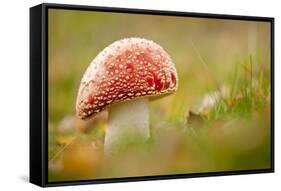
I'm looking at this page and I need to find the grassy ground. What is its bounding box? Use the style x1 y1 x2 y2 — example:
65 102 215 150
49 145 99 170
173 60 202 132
48 9 271 182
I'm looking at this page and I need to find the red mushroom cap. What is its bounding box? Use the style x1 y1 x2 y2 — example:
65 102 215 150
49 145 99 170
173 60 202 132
76 37 178 119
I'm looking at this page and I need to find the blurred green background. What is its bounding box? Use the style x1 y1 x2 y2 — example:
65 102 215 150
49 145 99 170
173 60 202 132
48 9 271 182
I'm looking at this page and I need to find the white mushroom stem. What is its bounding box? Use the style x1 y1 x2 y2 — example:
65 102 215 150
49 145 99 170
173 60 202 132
104 97 150 156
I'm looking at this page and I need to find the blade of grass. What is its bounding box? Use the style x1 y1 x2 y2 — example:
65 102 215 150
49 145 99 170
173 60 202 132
190 39 220 90
48 137 77 163
190 39 228 105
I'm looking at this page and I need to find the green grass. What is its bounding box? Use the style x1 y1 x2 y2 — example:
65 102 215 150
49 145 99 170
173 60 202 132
206 56 270 121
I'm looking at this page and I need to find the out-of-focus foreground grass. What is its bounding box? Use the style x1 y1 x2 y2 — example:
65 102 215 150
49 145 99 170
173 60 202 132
48 9 271 182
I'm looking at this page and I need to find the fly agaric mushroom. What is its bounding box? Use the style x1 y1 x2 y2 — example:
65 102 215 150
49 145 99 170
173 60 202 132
76 37 178 155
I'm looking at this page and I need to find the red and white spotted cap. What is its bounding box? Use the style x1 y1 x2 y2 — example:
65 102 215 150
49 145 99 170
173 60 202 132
76 37 178 119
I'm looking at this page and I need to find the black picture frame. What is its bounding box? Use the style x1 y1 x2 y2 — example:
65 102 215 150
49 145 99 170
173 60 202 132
30 3 275 187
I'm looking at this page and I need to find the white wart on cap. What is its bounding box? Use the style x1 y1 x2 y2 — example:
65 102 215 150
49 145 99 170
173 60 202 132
76 37 178 119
